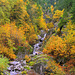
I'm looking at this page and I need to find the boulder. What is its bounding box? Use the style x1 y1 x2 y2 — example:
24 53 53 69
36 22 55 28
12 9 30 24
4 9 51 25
10 61 20 66
27 70 39 75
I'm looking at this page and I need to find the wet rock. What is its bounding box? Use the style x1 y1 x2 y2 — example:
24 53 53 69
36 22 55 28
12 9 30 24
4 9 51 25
33 63 45 75
40 30 46 37
14 64 24 71
23 60 26 65
38 35 41 40
29 54 35 57
41 34 46 41
7 65 14 71
10 71 22 75
20 60 26 66
10 61 20 66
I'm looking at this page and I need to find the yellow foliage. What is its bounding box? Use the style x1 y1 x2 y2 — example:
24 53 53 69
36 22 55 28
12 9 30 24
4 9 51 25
45 15 50 18
47 22 54 29
20 0 23 2
43 35 66 57
53 9 64 21
44 20 75 59
39 13 48 30
62 20 75 58
54 2 56 5
46 60 65 75
0 22 27 59
0 44 16 59
57 28 60 32
51 5 54 14
29 34 38 45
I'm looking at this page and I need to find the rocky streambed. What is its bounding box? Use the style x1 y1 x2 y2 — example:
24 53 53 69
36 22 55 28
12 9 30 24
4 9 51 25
6 30 50 75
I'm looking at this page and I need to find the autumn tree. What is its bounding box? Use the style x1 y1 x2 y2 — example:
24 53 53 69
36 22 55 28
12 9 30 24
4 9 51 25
43 35 67 59
53 9 64 21
46 60 66 75
0 22 28 59
62 20 75 59
58 10 68 31
70 0 75 23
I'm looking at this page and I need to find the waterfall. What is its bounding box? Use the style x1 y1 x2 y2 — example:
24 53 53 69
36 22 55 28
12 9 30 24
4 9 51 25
33 33 47 55
7 30 47 75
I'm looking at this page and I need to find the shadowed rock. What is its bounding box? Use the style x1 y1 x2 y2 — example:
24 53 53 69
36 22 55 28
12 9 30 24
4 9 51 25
27 70 39 75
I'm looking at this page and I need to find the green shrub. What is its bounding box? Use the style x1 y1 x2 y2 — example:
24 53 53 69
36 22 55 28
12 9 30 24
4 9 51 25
0 55 9 74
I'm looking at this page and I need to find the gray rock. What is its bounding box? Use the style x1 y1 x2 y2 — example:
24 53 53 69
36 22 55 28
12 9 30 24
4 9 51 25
38 35 41 40
10 61 20 65
23 60 26 65
10 71 22 75
7 65 14 71
40 30 46 37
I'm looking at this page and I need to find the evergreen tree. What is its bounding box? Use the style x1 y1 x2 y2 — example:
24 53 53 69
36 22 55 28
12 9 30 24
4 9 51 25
71 0 75 23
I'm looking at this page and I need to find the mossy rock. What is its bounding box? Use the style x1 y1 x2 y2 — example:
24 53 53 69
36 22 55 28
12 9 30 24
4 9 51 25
24 66 31 70
21 71 27 74
29 61 35 66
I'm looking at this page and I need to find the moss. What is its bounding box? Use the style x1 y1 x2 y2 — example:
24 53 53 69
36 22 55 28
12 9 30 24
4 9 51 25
21 71 27 74
0 55 9 74
29 61 35 66
24 66 31 70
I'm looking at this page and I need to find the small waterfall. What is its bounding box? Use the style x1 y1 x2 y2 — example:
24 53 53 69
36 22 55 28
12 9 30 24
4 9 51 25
41 34 46 41
33 33 47 55
7 30 47 75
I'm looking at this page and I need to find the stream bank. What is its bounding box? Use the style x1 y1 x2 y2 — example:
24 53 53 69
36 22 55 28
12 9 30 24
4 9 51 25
6 27 58 75
6 30 49 75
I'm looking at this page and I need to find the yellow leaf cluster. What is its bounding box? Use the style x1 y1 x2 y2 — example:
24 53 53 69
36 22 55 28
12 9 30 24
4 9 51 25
29 34 38 45
39 14 48 30
53 9 64 21
43 35 66 57
51 5 54 14
62 20 75 58
47 22 54 29
0 44 16 59
0 22 27 59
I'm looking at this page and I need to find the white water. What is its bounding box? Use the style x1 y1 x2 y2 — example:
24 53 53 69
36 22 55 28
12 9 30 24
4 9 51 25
8 31 47 75
33 33 47 55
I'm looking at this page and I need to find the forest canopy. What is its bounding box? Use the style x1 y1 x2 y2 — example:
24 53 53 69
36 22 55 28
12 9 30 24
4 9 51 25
0 0 75 75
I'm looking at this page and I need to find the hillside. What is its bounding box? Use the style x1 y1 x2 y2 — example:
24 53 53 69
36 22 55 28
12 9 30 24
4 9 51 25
0 0 75 75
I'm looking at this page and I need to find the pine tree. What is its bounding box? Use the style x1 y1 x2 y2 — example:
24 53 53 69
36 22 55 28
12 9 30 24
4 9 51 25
71 0 75 23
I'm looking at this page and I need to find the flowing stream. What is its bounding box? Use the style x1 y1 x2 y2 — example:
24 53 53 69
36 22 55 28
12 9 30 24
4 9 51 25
7 30 47 75
33 33 46 55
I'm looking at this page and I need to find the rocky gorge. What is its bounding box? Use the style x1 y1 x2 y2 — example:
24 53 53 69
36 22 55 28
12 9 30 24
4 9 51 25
6 29 53 75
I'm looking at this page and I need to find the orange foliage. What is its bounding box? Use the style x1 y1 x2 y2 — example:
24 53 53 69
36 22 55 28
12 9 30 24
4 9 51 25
46 60 65 75
29 34 38 45
51 5 54 14
0 44 16 59
43 35 66 57
39 12 48 30
25 55 31 62
0 22 27 59
64 59 75 72
63 20 75 58
53 9 64 21
64 59 75 75
47 22 54 29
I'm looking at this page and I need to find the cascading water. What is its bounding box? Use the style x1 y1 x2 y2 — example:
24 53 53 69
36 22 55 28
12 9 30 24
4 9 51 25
33 33 47 55
7 30 47 75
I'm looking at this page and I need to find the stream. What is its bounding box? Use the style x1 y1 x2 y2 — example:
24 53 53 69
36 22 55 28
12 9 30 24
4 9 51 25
7 30 47 75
